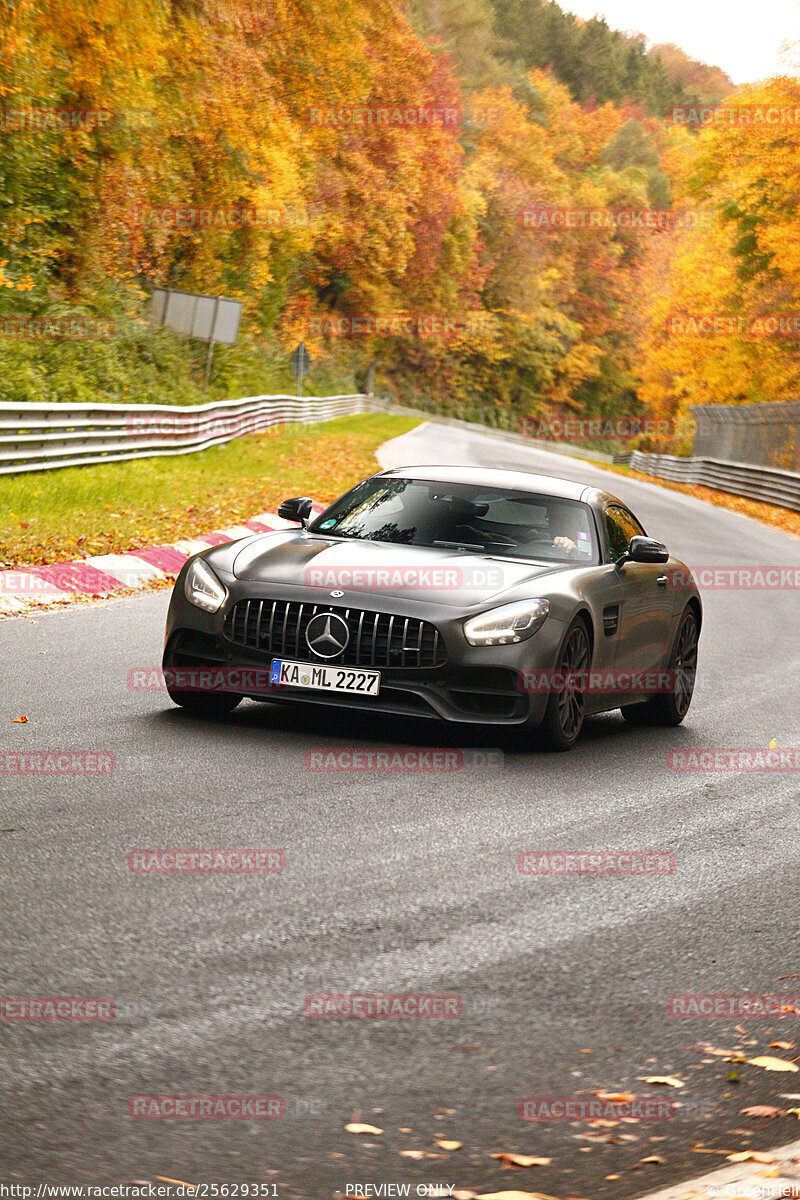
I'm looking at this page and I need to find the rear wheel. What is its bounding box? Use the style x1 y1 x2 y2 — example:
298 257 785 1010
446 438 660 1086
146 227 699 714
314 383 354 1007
535 619 590 751
166 688 242 717
621 606 698 727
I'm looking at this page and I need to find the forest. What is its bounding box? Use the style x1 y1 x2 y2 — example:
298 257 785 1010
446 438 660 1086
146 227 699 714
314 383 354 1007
2 0 796 451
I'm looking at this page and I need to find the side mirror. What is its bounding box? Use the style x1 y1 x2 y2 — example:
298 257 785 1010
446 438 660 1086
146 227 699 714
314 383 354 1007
277 496 314 527
620 535 669 565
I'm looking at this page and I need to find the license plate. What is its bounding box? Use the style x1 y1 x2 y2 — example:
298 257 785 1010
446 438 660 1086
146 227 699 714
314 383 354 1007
270 658 380 695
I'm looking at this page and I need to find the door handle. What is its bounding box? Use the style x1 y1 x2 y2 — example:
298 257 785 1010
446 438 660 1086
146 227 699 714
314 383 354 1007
656 574 668 587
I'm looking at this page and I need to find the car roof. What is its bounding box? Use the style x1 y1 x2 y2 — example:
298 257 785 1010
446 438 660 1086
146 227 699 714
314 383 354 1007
378 464 620 506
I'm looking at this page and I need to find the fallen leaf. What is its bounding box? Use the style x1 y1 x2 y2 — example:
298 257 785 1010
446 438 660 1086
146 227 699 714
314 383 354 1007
697 1043 738 1057
594 1091 636 1103
770 1042 794 1050
748 1056 799 1072
12 715 28 723
399 1150 431 1159
740 1105 786 1118
788 1108 800 1118
727 1151 777 1163
477 1193 559 1199
491 1154 552 1167
345 1122 383 1135
436 1140 462 1150
639 1076 685 1088
639 1155 666 1164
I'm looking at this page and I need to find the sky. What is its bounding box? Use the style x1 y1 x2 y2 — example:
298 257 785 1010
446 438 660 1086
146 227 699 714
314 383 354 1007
561 0 800 84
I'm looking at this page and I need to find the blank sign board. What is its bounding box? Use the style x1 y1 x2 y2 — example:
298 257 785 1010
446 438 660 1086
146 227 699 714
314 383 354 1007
150 289 242 345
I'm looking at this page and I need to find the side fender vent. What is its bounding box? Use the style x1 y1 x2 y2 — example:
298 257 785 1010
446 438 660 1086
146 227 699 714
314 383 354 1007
603 605 619 636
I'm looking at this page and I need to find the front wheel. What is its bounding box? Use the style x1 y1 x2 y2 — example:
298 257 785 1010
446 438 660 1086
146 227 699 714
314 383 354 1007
621 606 698 727
535 619 591 751
166 687 242 717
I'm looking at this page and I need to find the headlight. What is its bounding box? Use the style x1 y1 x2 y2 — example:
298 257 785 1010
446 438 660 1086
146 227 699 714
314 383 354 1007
184 558 227 613
463 598 550 646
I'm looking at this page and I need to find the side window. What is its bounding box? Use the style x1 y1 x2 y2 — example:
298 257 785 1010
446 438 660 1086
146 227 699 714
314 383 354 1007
605 506 645 562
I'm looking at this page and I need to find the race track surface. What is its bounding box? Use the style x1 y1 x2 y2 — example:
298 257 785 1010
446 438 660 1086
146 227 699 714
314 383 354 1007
3 423 800 1198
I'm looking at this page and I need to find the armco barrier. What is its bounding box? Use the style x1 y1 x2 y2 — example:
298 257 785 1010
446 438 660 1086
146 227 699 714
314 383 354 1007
0 394 383 475
4 396 799 513
629 450 800 513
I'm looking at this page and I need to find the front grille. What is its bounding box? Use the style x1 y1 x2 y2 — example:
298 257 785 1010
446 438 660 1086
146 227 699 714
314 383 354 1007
223 599 446 669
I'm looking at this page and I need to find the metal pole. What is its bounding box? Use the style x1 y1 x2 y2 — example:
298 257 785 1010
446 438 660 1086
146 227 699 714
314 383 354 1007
203 298 220 392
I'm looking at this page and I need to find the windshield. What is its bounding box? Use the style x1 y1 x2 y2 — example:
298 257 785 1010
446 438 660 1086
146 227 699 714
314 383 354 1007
309 478 599 564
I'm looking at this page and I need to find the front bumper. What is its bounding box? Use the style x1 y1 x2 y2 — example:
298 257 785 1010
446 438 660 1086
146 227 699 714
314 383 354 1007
164 567 567 727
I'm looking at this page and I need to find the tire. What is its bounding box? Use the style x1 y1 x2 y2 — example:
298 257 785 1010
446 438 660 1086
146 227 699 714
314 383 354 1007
166 688 242 717
535 618 591 751
621 606 698 727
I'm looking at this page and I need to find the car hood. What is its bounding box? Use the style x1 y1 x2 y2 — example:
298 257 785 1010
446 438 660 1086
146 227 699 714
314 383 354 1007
230 531 568 608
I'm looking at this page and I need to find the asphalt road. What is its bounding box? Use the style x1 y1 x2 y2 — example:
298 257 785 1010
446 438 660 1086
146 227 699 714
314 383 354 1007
3 422 800 1199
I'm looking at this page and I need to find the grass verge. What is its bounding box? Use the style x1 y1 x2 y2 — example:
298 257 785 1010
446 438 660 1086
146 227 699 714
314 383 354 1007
0 414 419 568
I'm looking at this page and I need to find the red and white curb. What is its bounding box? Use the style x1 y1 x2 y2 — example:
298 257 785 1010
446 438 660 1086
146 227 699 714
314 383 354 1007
634 1134 800 1199
0 506 323 617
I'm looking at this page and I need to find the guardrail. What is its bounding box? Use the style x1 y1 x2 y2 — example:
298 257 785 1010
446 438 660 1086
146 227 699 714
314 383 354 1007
0 394 382 475
629 451 800 513
5 395 800 513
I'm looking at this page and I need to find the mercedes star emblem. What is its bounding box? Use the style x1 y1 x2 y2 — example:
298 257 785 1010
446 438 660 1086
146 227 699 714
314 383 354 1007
305 611 350 659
